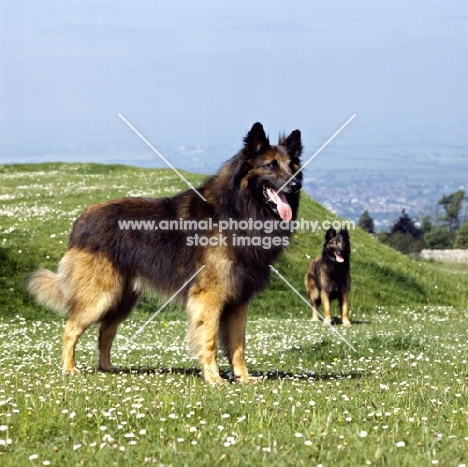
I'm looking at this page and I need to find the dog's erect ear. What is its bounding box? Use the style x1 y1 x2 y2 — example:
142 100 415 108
282 129 302 159
243 122 270 157
325 227 336 242
339 227 349 241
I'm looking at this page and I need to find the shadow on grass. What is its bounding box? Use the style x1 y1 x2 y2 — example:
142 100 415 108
311 317 372 326
88 365 365 383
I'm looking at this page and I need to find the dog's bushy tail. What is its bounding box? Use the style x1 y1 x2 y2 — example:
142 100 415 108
26 269 68 316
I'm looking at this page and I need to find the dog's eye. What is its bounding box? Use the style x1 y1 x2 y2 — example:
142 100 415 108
265 160 278 169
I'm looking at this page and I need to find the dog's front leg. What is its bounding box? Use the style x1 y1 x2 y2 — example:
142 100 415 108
339 293 351 327
219 303 250 383
320 290 332 326
186 289 224 384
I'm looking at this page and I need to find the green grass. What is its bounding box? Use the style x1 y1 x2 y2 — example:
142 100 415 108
1 163 467 466
423 261 468 276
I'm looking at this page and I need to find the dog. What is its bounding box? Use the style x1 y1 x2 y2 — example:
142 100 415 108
305 227 351 326
27 122 302 383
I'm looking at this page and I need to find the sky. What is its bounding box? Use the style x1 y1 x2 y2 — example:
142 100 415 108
0 1 467 174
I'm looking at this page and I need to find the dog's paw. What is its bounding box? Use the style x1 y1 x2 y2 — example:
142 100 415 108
342 320 351 327
234 374 261 384
245 376 262 384
63 367 80 376
323 318 332 326
205 377 228 386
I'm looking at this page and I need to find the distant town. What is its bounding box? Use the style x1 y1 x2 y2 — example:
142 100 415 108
303 175 468 230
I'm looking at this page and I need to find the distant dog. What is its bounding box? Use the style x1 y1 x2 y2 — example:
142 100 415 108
27 122 302 383
305 227 351 326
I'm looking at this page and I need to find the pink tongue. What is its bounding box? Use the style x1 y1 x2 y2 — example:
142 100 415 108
336 253 344 263
270 189 292 222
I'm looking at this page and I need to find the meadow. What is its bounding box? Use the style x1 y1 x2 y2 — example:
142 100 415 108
0 163 467 466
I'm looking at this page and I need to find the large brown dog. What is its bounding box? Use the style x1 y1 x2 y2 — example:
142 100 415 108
27 122 302 383
305 227 351 326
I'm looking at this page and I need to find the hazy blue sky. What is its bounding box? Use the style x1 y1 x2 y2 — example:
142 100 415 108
1 1 467 173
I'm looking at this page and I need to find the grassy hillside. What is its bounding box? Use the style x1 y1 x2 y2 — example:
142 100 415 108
1 163 467 466
1 162 467 320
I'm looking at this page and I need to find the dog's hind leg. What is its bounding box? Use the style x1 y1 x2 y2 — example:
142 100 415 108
219 303 249 383
62 309 97 375
98 290 141 372
339 292 351 327
59 249 125 374
186 289 224 384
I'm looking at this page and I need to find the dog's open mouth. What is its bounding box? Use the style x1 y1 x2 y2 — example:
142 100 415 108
335 252 345 263
263 185 292 222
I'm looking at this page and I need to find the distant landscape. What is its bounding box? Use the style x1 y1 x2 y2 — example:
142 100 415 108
3 132 466 231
